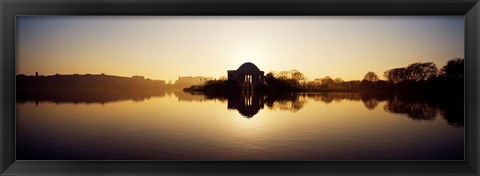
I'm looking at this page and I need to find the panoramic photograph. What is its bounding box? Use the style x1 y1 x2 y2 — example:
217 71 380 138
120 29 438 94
16 16 464 160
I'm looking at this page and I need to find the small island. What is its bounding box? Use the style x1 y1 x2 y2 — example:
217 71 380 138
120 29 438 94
184 60 464 94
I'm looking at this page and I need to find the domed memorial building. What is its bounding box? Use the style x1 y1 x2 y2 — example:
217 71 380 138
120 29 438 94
227 62 265 89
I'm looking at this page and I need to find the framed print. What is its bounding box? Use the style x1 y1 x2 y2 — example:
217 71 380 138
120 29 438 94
1 0 479 175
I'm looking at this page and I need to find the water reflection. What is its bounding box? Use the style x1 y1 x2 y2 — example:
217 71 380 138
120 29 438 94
197 92 463 126
16 89 168 104
227 93 264 118
17 90 463 127
384 97 438 120
265 93 306 113
198 92 307 117
382 94 464 127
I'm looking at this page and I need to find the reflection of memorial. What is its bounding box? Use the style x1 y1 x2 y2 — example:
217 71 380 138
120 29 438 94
227 92 265 118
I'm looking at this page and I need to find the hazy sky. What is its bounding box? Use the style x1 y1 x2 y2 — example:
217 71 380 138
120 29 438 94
17 16 464 81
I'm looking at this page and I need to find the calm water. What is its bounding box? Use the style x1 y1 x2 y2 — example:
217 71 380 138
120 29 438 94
16 90 464 160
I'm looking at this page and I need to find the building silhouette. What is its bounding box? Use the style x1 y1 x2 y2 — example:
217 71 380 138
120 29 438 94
227 62 265 92
174 76 213 88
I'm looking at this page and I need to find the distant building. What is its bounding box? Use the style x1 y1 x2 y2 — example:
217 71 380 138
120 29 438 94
132 75 145 80
227 62 265 88
175 76 213 86
152 80 166 85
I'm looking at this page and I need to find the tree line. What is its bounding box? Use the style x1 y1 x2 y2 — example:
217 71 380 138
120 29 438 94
183 58 463 94
264 58 464 93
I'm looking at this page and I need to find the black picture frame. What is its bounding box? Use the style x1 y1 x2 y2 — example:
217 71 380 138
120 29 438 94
1 0 479 175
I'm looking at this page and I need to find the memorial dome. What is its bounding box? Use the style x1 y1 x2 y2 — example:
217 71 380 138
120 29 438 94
237 62 260 71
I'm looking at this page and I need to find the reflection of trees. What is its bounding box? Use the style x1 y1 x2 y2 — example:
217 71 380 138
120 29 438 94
307 93 343 103
16 89 168 104
306 92 383 105
360 93 390 110
304 92 463 127
439 104 464 127
382 94 464 127
305 92 388 110
266 94 306 113
383 98 438 120
363 99 379 110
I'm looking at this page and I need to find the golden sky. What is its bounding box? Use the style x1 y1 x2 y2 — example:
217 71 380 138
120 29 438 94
17 16 464 82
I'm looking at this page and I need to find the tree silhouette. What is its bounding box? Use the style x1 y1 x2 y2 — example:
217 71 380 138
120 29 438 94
290 70 306 83
264 72 296 91
276 71 289 80
384 62 439 83
265 72 276 83
363 72 379 82
440 58 464 82
308 78 322 88
406 62 438 81
321 76 335 88
334 78 344 83
384 68 409 83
